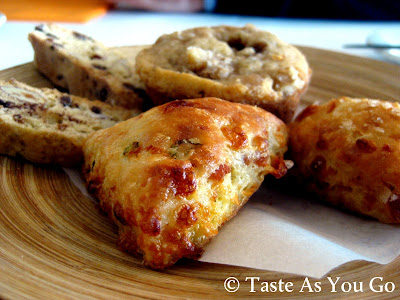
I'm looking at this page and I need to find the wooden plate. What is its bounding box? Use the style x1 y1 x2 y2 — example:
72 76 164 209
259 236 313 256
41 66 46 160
1 46 400 299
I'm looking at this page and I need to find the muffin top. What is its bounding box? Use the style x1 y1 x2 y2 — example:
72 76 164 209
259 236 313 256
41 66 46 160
140 24 310 96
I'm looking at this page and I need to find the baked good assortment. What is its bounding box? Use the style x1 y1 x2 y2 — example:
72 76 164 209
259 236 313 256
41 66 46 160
0 79 139 166
28 24 146 110
2 22 397 270
289 97 400 223
135 24 311 122
82 97 289 268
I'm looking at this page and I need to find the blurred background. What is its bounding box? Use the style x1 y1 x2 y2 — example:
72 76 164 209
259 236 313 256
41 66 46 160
1 0 399 70
1 0 400 23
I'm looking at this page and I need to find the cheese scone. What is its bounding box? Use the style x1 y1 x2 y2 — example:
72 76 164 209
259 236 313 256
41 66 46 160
289 97 400 223
83 97 289 268
136 24 311 122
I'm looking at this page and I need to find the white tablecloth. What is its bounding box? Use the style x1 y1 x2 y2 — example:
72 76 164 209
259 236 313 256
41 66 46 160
1 11 400 70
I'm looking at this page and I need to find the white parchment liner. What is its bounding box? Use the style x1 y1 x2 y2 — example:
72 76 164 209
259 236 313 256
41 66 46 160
64 168 400 278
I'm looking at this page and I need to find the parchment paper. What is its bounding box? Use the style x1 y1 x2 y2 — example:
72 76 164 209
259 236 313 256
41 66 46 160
64 168 400 278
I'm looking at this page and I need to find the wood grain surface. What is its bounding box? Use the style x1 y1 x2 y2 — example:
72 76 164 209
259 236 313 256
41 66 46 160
1 46 400 299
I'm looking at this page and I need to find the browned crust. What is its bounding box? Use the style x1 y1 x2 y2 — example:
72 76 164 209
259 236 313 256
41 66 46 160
83 97 289 268
289 97 400 223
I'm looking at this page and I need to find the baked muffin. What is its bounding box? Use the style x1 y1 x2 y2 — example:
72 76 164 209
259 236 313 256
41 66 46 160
136 24 311 122
83 97 289 268
289 97 400 223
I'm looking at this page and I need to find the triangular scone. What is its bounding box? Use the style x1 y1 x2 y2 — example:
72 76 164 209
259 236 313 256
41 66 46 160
83 97 289 269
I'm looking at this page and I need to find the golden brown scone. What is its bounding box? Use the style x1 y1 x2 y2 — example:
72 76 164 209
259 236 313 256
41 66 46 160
83 97 289 268
289 96 400 223
135 24 311 122
0 79 139 167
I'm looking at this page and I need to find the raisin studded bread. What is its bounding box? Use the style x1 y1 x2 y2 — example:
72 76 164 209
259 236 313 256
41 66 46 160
28 23 146 110
0 79 140 166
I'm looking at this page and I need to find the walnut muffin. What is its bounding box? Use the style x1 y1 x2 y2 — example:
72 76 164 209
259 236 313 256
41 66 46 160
83 97 289 268
289 97 400 223
136 24 311 122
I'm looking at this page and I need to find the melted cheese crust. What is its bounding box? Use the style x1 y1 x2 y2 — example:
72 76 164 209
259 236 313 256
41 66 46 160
83 97 288 268
289 97 400 223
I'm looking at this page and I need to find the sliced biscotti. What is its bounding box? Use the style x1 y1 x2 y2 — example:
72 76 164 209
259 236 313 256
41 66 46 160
28 23 146 110
0 79 140 166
